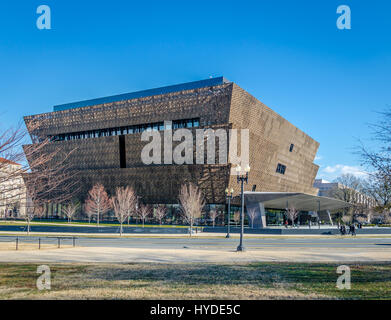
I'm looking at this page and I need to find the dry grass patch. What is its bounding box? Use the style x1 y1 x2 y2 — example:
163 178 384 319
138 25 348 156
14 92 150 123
0 262 390 299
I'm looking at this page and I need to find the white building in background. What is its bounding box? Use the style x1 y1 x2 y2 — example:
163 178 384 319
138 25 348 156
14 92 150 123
0 157 27 218
313 179 376 209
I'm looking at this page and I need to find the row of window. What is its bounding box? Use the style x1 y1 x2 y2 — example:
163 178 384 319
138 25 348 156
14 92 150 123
276 163 286 175
275 144 294 175
49 118 200 142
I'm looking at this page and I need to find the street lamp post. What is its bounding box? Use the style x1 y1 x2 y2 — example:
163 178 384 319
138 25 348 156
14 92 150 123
225 188 234 238
133 196 142 225
236 165 250 252
317 200 321 229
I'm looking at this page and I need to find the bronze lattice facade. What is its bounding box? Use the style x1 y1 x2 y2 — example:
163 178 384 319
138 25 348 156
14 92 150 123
24 77 319 206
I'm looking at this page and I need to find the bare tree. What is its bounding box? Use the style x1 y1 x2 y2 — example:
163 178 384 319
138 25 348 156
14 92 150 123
366 208 375 223
154 205 167 225
23 210 34 234
112 186 137 236
355 216 367 224
22 138 79 233
84 203 94 223
383 212 391 224
208 209 220 227
0 124 27 193
138 204 151 228
1 123 79 227
127 196 141 225
84 183 112 226
357 107 391 213
62 201 80 223
362 173 391 213
178 182 205 236
233 211 240 227
285 206 299 227
247 208 257 228
327 174 365 219
342 215 352 225
23 201 40 234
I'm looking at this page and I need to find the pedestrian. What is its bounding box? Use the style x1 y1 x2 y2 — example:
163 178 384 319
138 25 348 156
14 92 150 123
351 224 356 236
285 220 288 228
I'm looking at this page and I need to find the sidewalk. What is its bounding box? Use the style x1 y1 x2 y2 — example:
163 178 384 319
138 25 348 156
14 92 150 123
0 246 390 263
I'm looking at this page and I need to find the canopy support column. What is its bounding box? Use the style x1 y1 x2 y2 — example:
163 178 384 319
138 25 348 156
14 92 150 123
327 210 333 226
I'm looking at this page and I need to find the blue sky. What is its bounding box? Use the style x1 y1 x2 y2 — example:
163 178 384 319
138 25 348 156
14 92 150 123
0 0 390 181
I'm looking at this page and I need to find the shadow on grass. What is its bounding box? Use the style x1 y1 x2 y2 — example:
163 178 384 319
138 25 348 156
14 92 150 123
1 262 391 299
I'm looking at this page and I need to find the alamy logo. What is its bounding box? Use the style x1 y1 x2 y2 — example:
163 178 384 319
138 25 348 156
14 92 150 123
36 5 51 30
336 265 351 290
140 122 249 175
36 265 51 290
336 5 351 30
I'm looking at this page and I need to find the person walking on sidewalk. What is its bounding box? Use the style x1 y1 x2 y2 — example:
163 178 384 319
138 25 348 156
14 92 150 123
351 224 356 236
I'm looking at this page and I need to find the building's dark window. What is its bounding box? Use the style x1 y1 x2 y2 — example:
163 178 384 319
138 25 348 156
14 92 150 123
289 144 294 152
119 135 126 168
276 163 286 175
173 119 187 129
49 117 200 142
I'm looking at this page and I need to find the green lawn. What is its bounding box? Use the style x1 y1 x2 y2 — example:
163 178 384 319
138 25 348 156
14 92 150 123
0 262 390 299
0 220 189 228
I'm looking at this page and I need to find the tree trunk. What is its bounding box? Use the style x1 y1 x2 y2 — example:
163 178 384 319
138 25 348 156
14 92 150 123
120 222 123 236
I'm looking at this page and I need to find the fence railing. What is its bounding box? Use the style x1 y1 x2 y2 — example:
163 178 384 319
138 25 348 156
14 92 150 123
0 236 77 250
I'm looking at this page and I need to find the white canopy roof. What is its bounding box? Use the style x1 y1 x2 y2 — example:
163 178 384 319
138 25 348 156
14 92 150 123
244 192 350 211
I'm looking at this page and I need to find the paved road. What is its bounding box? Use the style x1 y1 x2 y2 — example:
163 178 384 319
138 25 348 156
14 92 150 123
76 236 391 249
2 235 390 250
1 235 391 263
3 224 391 236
